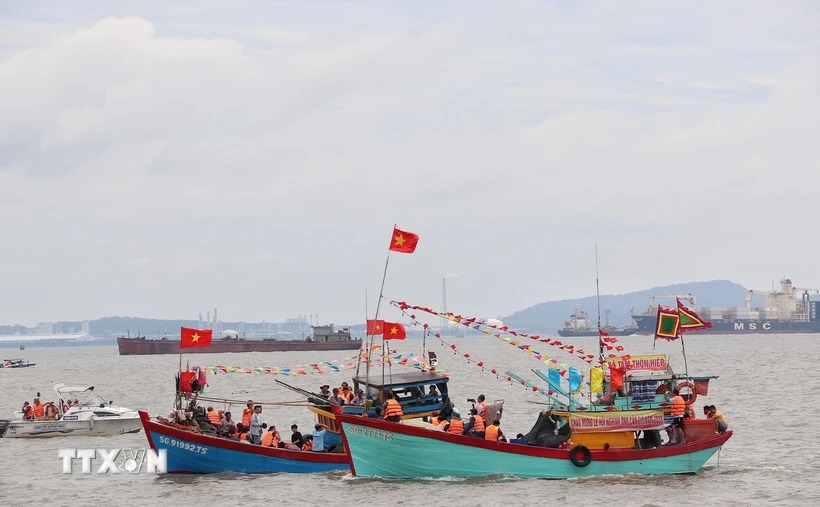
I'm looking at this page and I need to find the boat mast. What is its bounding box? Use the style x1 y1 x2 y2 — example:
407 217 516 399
595 243 603 365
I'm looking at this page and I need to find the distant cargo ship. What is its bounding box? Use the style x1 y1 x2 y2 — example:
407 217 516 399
117 324 362 355
557 307 637 337
632 278 820 334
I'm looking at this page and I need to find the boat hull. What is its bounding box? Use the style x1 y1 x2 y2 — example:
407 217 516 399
337 415 732 479
140 411 348 473
2 416 142 438
117 337 362 355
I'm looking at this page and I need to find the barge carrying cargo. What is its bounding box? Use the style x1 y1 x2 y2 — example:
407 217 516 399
117 325 362 355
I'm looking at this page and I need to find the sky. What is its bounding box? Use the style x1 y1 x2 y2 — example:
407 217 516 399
1 1 819 327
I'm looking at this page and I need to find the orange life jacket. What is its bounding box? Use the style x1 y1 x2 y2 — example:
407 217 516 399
302 441 312 451
476 401 488 422
383 399 403 419
239 432 249 441
32 404 45 418
242 409 252 427
261 431 275 447
470 414 485 433
207 410 220 425
671 395 685 417
447 418 464 434
485 425 500 441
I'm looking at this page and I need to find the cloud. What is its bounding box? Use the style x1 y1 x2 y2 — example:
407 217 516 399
0 2 818 325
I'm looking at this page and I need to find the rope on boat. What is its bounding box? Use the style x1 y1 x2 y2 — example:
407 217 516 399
184 394 320 408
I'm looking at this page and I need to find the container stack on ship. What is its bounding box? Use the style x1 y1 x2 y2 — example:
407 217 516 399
632 278 820 334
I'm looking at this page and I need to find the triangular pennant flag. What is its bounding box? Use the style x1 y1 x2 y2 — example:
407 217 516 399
677 298 713 332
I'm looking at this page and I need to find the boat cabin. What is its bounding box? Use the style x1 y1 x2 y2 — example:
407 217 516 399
308 371 450 447
547 355 720 451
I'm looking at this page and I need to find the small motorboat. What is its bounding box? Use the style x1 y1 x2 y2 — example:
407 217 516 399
1 358 36 368
2 383 142 438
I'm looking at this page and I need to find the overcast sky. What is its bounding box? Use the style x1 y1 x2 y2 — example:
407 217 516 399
1 1 818 327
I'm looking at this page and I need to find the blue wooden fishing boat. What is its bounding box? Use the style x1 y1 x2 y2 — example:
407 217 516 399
139 411 348 473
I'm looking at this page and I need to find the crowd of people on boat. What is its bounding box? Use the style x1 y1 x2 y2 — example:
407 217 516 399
199 401 341 452
660 388 730 446
19 397 80 421
182 378 729 454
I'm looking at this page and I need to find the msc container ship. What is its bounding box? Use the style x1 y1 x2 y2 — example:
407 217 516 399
632 278 820 334
117 324 362 355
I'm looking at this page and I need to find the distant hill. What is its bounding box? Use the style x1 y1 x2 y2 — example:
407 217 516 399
3 279 814 338
502 280 749 333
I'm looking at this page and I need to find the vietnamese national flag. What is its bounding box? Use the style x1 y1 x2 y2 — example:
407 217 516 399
389 227 419 254
383 322 407 340
367 319 385 335
180 327 213 348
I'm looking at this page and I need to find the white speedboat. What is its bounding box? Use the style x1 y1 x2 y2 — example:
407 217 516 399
1 358 36 368
2 383 142 438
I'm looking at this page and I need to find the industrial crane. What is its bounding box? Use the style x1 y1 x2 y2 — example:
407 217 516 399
745 278 819 309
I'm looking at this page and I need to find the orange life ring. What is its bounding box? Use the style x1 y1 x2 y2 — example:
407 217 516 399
675 381 697 406
656 381 698 406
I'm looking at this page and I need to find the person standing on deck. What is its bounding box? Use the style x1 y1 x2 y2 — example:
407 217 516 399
249 405 263 444
242 400 254 428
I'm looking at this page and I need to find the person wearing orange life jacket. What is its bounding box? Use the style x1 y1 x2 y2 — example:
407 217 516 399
32 398 45 421
464 408 485 438
382 393 403 422
206 407 221 425
21 402 33 420
666 388 686 445
475 394 488 423
485 420 504 442
235 423 249 443
242 400 254 428
429 411 446 428
261 427 279 447
444 410 464 434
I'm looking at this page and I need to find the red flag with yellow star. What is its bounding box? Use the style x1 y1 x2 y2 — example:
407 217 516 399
383 322 407 340
180 327 213 348
366 319 385 335
389 227 419 254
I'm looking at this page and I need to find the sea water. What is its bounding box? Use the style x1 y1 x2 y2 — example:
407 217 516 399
1 333 818 506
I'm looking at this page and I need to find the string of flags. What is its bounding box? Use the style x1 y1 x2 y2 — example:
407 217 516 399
392 301 605 398
198 347 448 377
392 300 632 364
